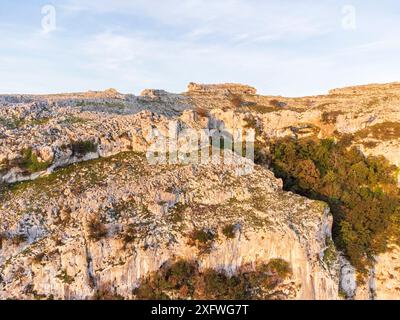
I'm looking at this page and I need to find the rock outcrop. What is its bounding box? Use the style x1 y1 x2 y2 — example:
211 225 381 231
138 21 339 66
188 82 257 95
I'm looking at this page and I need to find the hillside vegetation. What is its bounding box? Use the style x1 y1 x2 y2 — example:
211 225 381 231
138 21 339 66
262 137 400 275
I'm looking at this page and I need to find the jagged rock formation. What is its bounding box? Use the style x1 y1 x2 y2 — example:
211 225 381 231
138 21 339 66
1 82 400 300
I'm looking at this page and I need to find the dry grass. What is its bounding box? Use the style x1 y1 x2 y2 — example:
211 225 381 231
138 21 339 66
355 122 400 141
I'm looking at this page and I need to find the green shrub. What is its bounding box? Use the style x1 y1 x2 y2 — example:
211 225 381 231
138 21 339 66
120 224 136 246
71 140 98 156
63 116 87 124
201 269 246 299
168 203 187 223
222 224 236 239
133 281 170 300
28 118 50 126
57 269 74 284
164 260 197 289
188 229 217 253
189 229 216 244
87 218 108 241
265 258 292 279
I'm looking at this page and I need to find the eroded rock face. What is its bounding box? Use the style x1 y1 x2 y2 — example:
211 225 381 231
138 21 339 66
0 151 337 300
1 82 400 300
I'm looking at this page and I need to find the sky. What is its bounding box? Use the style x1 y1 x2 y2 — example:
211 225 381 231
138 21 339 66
0 0 399 96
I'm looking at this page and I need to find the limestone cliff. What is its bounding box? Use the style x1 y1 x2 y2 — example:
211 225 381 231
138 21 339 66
1 82 400 300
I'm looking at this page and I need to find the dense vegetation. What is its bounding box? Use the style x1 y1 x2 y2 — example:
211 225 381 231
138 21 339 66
263 137 400 274
133 259 292 300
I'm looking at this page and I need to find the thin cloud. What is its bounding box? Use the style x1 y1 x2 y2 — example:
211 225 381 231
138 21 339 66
60 0 333 43
1 1 400 95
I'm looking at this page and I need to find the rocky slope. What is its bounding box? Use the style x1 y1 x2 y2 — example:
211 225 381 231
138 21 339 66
1 82 400 300
0 151 336 299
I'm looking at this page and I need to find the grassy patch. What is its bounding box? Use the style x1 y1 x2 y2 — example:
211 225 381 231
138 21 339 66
78 101 125 109
0 116 50 129
366 97 381 108
3 152 143 201
18 148 51 174
62 115 88 125
323 237 338 268
0 116 24 129
27 118 50 126
354 122 400 142
265 258 292 279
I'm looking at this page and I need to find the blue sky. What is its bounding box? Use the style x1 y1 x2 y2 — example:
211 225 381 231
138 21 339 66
0 0 399 96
